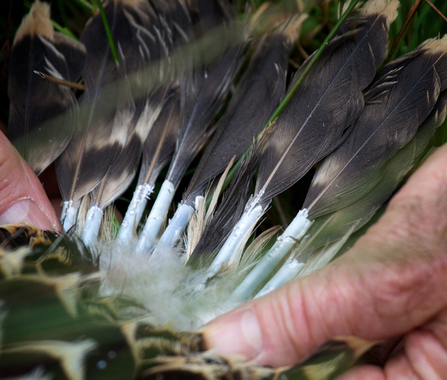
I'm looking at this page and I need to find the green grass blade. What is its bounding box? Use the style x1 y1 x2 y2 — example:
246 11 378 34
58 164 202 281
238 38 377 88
215 0 362 202
51 20 78 40
95 0 119 66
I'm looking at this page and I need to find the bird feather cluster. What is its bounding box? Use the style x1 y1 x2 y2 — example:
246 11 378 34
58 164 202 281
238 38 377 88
2 0 447 379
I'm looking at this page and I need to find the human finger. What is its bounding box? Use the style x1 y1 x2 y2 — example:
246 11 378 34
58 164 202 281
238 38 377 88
0 131 60 231
338 311 447 379
203 143 447 367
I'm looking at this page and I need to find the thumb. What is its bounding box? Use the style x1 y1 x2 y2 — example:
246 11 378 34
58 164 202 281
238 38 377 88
202 143 447 368
0 131 60 231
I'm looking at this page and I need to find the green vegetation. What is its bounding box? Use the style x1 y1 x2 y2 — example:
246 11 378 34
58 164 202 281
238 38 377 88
0 0 446 225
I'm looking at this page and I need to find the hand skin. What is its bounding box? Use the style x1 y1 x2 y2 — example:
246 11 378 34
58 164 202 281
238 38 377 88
1 116 447 379
0 124 121 230
0 130 60 231
204 142 447 380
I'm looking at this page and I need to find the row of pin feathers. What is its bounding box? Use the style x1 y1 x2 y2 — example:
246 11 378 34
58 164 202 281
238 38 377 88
7 0 447 328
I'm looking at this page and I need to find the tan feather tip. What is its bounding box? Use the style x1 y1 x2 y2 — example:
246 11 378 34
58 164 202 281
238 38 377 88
420 34 447 53
360 0 400 22
249 4 306 40
275 14 308 45
116 0 147 6
13 0 53 46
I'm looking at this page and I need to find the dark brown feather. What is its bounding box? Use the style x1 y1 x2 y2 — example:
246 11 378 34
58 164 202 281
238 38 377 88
254 0 399 206
8 1 85 176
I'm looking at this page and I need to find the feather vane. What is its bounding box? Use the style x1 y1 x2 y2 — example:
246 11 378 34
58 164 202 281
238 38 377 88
255 0 400 204
8 1 85 176
5 1 447 378
304 36 447 218
56 0 125 212
137 1 246 252
212 0 399 276
242 40 447 300
157 17 305 249
57 0 165 234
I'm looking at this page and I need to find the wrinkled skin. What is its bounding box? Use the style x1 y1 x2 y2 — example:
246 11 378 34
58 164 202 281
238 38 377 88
1 125 447 379
204 143 447 379
0 129 60 231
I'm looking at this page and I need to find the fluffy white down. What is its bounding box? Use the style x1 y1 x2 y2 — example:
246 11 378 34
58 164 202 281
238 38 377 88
97 239 242 331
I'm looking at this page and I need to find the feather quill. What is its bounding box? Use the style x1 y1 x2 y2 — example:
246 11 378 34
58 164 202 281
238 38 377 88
260 89 447 296
188 133 269 268
56 0 162 234
137 0 247 253
255 0 400 205
117 0 192 244
115 0 188 244
211 0 399 276
116 91 180 243
157 16 306 249
8 1 85 176
233 37 447 301
81 0 173 245
56 0 126 230
117 0 193 245
139 93 180 194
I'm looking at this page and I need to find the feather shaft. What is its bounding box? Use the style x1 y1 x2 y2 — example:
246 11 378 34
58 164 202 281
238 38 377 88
33 70 86 90
8 1 85 175
139 47 244 247
81 206 103 247
214 0 399 272
138 0 246 247
89 0 176 214
60 200 78 232
233 30 446 301
230 209 312 302
293 90 447 264
209 203 264 276
265 51 447 289
265 0 362 124
304 37 447 219
254 258 303 299
56 0 138 222
118 101 178 244
116 184 154 244
188 133 267 262
157 16 306 250
137 180 176 253
60 0 166 233
183 18 304 203
156 202 195 250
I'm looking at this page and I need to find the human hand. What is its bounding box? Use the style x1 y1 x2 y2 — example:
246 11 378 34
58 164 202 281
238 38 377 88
203 143 447 379
0 128 60 231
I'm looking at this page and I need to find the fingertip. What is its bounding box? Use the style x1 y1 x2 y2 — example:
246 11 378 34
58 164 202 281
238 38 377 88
405 329 447 378
0 200 57 231
202 309 263 362
0 131 60 232
203 279 320 367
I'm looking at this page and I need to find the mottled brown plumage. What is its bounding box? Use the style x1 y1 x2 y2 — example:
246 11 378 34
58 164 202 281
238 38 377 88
8 1 85 176
0 227 377 380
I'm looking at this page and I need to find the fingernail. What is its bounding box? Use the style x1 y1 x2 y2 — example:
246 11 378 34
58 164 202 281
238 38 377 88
0 200 54 230
204 310 263 360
